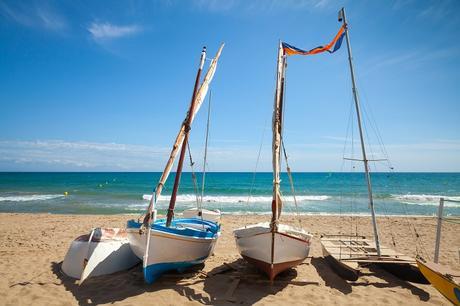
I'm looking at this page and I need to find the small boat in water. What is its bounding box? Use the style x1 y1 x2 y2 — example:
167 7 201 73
234 37 312 281
127 44 224 284
61 228 140 284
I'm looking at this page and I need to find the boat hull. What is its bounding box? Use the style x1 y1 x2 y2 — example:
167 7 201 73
234 223 312 281
417 258 460 305
321 243 359 281
320 235 427 283
61 228 140 284
127 218 220 284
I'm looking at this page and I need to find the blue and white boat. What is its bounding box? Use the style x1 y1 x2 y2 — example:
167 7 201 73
127 44 224 284
126 218 220 284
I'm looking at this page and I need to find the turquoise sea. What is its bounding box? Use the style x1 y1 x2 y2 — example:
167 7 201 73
0 172 459 216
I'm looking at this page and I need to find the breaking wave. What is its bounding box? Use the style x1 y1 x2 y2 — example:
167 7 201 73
0 194 65 202
142 194 330 203
392 194 460 207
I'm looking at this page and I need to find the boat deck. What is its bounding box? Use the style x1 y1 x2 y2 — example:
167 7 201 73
321 235 416 264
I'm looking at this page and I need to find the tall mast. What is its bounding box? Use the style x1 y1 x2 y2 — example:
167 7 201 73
143 44 224 227
271 42 286 229
339 7 381 255
166 47 207 227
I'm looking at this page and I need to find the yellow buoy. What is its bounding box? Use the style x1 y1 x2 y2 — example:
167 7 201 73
64 191 69 196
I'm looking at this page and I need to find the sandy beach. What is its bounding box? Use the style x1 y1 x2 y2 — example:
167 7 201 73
0 213 458 305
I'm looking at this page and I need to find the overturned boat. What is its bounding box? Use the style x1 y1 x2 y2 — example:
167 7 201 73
61 228 140 284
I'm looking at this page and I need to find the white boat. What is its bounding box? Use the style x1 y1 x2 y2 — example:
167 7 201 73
126 218 220 283
127 44 224 284
182 208 221 223
234 223 311 280
233 38 312 281
61 228 140 284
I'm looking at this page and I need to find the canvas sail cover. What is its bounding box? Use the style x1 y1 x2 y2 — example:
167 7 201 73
272 42 285 224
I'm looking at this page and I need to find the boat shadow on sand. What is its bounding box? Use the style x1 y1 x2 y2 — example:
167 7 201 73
310 257 430 301
52 258 318 306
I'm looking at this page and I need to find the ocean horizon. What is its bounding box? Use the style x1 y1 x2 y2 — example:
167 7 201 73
1 172 459 216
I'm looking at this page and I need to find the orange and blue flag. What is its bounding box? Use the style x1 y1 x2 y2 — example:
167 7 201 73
282 24 346 56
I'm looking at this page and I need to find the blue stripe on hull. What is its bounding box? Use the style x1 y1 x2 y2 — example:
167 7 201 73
143 256 207 284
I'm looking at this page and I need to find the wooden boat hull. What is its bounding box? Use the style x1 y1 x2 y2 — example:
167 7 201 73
320 235 425 283
182 208 221 223
61 228 140 284
234 222 312 281
417 258 460 305
321 243 359 281
127 218 220 284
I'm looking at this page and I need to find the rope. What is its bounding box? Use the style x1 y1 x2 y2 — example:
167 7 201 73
281 139 302 229
245 120 268 224
186 142 201 214
201 90 212 205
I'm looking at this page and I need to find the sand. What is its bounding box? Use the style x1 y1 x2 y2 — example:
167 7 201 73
0 213 458 305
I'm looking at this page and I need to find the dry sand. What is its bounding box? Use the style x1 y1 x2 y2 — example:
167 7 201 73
0 213 458 305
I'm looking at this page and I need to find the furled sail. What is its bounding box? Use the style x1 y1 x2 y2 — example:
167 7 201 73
271 41 285 227
143 44 225 225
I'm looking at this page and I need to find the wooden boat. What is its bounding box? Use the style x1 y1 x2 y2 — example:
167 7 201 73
416 198 460 304
289 7 426 283
417 257 460 305
234 223 311 280
61 228 140 284
127 44 224 284
321 235 426 283
233 38 312 281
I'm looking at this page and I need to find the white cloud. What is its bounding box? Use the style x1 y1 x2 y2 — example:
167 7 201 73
0 140 167 171
0 138 459 172
88 22 142 40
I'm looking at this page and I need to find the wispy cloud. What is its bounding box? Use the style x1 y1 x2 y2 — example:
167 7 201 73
0 140 167 171
0 1 66 31
88 22 142 40
364 46 460 74
0 138 459 172
190 0 337 13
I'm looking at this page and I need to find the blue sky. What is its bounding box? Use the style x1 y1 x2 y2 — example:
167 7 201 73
0 0 459 172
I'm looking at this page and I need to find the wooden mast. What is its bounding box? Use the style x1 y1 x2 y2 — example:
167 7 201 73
142 44 224 228
339 7 381 256
270 41 286 270
166 47 207 227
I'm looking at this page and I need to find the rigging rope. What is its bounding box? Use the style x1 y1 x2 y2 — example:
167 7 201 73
186 142 202 214
201 90 212 205
281 139 302 229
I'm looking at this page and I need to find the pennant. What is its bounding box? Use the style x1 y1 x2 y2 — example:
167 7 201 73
282 25 346 56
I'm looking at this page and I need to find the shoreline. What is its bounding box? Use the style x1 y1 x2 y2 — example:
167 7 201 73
1 211 446 218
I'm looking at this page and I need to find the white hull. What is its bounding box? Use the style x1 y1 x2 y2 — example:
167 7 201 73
182 208 221 223
234 222 311 265
127 219 220 283
127 228 219 264
62 228 140 284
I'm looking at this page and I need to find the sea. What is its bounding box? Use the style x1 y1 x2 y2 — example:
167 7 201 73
0 172 459 216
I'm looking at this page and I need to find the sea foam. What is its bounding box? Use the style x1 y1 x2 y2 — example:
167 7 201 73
392 194 460 207
0 194 65 202
142 194 329 203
